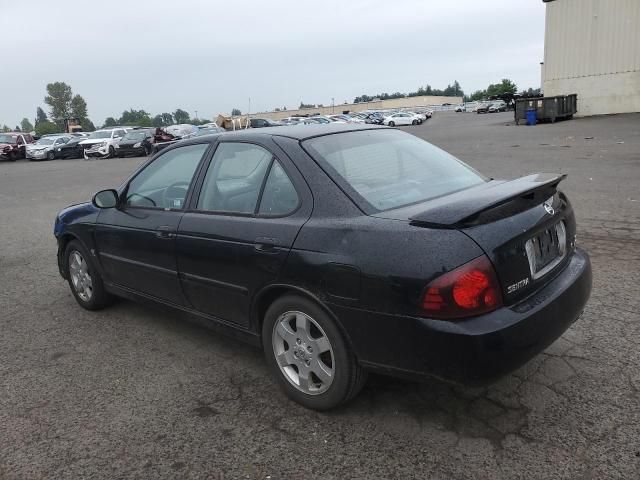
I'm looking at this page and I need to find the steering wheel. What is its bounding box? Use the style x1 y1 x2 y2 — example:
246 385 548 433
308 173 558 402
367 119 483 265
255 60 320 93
162 181 190 209
126 193 156 207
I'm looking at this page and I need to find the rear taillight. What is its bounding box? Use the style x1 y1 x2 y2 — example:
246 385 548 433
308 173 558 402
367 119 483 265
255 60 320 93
421 255 503 320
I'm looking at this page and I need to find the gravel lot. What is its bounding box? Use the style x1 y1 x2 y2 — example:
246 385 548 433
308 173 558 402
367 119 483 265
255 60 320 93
1 112 639 479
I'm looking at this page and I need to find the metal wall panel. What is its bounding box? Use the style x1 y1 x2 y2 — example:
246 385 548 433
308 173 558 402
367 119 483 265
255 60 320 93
544 0 640 81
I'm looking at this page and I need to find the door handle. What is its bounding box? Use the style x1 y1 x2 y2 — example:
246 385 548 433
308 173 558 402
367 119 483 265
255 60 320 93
155 225 176 239
254 237 276 252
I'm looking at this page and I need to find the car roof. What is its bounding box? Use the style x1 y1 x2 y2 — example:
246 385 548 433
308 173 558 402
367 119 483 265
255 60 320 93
180 123 387 144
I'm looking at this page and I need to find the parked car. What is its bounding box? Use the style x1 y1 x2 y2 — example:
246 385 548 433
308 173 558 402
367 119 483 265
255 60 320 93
361 112 385 125
383 112 421 126
54 124 592 410
151 125 199 154
488 101 507 113
115 130 155 157
476 102 491 114
329 114 364 123
0 132 35 161
454 104 466 112
80 128 128 159
26 135 71 161
310 115 341 124
403 111 426 123
55 135 87 159
250 118 282 128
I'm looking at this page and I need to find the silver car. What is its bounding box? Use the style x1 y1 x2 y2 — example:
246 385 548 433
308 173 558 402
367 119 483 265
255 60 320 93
26 135 71 161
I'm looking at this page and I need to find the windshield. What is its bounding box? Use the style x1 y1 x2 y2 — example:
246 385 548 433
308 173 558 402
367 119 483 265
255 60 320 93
303 129 485 212
0 135 17 144
88 131 112 139
123 131 147 141
35 138 56 145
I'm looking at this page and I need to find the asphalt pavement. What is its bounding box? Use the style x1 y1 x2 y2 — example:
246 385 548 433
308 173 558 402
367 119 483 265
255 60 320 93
1 112 638 479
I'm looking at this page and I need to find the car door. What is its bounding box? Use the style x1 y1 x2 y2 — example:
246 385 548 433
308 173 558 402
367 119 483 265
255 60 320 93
94 143 210 304
176 139 312 328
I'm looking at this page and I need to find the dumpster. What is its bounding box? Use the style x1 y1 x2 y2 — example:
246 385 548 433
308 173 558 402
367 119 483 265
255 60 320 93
515 94 577 125
526 108 537 126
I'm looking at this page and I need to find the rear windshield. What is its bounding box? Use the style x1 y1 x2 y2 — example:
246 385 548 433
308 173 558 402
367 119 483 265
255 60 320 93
0 134 17 144
303 129 485 212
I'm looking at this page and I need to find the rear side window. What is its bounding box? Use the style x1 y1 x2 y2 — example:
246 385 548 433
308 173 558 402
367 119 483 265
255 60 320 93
196 142 299 216
197 143 272 214
258 161 299 216
303 129 485 212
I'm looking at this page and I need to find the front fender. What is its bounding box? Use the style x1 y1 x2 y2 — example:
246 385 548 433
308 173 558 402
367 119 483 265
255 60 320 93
54 202 101 278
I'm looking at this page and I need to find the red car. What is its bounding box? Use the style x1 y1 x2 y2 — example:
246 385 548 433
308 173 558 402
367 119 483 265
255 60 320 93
0 132 35 161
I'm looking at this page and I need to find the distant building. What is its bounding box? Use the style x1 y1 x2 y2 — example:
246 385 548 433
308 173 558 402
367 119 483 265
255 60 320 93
542 0 640 116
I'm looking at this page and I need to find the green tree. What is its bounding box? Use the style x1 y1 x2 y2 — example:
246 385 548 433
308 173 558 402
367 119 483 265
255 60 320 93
44 82 73 123
70 94 88 120
152 115 165 127
80 118 96 132
20 118 34 133
486 79 517 97
119 109 152 126
173 109 190 123
36 107 47 126
161 112 174 126
231 108 242 116
15 125 21 132
35 121 59 136
103 117 118 128
1 125 10 132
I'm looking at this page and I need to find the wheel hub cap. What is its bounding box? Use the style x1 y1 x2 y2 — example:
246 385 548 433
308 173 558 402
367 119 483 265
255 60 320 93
69 251 93 302
272 311 334 395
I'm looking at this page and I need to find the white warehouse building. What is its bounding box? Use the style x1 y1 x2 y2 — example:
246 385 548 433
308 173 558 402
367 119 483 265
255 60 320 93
542 0 640 116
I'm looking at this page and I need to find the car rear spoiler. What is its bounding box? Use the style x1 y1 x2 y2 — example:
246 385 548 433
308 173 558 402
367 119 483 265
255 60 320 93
409 173 567 228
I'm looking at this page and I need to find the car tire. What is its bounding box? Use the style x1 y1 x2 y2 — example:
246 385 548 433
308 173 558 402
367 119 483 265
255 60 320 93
8 151 17 162
412 120 418 125
144 145 151 156
262 294 367 410
108 146 116 158
64 240 112 311
388 121 395 127
47 151 55 161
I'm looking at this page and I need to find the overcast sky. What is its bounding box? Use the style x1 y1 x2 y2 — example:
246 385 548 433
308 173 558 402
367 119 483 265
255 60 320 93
1 0 545 127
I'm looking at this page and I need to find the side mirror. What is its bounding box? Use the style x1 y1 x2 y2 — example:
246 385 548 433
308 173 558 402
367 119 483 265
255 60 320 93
92 189 119 209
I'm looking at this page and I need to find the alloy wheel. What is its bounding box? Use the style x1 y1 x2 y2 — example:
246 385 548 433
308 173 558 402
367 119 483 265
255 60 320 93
68 251 93 302
272 311 335 395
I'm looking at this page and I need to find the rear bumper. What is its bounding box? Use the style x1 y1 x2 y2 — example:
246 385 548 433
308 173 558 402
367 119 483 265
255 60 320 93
334 248 592 384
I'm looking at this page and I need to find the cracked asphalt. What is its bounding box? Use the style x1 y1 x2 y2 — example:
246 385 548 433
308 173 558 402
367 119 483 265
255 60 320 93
1 112 639 479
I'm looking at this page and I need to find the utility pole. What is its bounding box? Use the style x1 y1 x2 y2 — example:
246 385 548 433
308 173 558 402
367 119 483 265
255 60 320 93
194 110 198 120
332 97 335 114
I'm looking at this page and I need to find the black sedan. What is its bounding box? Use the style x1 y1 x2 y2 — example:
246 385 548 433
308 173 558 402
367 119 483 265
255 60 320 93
53 124 592 410
116 129 154 157
54 136 86 159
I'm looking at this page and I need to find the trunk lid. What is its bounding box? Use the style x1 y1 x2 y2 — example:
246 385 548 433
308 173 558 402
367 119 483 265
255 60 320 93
373 173 576 304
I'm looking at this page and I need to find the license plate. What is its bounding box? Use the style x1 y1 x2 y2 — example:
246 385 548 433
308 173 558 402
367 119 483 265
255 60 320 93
525 221 567 279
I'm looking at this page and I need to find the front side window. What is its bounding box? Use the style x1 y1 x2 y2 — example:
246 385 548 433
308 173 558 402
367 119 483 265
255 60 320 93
125 143 208 209
303 129 485 212
197 143 272 214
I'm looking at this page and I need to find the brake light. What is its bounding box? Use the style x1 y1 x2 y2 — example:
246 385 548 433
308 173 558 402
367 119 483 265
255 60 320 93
421 255 503 319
